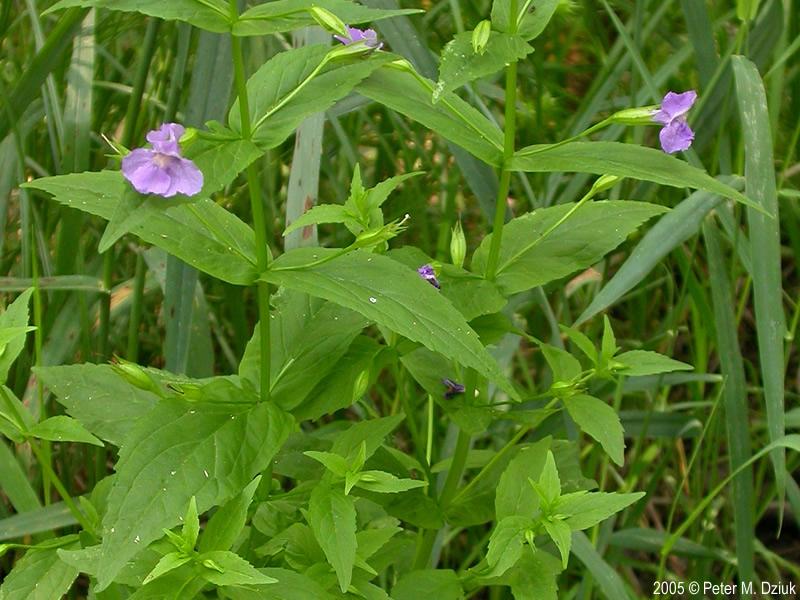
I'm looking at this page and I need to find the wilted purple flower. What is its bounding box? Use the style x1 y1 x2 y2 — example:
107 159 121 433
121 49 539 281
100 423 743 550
443 378 465 399
651 91 697 154
121 123 203 198
417 264 440 289
334 26 383 49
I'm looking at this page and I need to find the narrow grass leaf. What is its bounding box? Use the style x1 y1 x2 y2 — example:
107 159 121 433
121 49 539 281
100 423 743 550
702 220 755 581
576 178 743 324
732 55 785 519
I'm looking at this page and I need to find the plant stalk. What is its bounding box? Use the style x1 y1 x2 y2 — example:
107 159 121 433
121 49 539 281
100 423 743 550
230 1 271 400
483 0 520 280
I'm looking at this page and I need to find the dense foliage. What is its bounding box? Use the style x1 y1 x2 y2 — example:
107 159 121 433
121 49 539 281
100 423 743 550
0 0 798 598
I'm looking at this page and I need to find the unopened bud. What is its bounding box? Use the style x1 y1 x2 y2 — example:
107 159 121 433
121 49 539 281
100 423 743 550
450 220 467 268
353 215 409 249
111 357 158 393
609 106 659 126
589 174 622 195
308 6 348 37
472 20 492 55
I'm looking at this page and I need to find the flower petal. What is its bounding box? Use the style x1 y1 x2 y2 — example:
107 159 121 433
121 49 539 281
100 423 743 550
171 157 204 197
658 90 697 123
146 123 184 156
659 120 694 154
121 149 173 195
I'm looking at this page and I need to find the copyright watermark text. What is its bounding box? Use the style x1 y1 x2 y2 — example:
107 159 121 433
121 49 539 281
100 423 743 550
653 580 797 597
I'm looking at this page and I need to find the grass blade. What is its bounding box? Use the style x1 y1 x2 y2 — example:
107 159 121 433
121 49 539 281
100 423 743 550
576 177 744 325
703 219 755 582
731 55 786 522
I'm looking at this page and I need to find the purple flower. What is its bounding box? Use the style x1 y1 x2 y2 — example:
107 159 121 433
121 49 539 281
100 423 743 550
334 26 383 49
443 378 465 399
651 91 697 154
417 264 440 289
121 123 203 198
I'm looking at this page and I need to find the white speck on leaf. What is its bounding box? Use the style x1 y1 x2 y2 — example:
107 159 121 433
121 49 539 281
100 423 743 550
369 297 377 304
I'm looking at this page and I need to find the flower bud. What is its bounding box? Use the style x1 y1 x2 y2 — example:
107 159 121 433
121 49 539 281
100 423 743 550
111 357 158 393
608 106 659 125
450 220 467 268
352 215 409 249
308 6 348 37
472 20 492 55
589 174 622 195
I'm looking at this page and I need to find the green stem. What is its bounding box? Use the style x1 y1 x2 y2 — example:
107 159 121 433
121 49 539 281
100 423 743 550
29 439 95 535
483 0 520 280
126 252 146 361
439 427 472 508
230 2 271 401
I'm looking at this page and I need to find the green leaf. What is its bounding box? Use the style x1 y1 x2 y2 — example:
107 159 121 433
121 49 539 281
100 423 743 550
613 350 693 376
233 0 421 37
199 550 277 586
575 181 742 325
507 550 563 600
293 336 381 421
354 470 427 493
600 316 617 365
24 172 259 285
308 483 357 592
559 326 598 364
535 451 561 507
95 398 292 590
185 135 264 198
27 416 104 447
283 204 352 237
487 515 531 576
557 490 645 531
389 247 507 321
199 476 261 553
509 141 758 211
435 31 532 100
0 289 33 383
495 438 550 520
182 497 200 550
472 201 667 295
517 0 560 39
45 0 231 32
35 364 159 446
542 518 572 568
142 552 192 586
331 414 405 467
0 544 80 600
358 64 504 166
571 532 635 600
261 249 518 399
732 55 786 515
392 569 463 600
563 395 625 466
229 46 393 149
541 345 582 383
492 0 560 39
240 291 369 404
304 451 351 478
